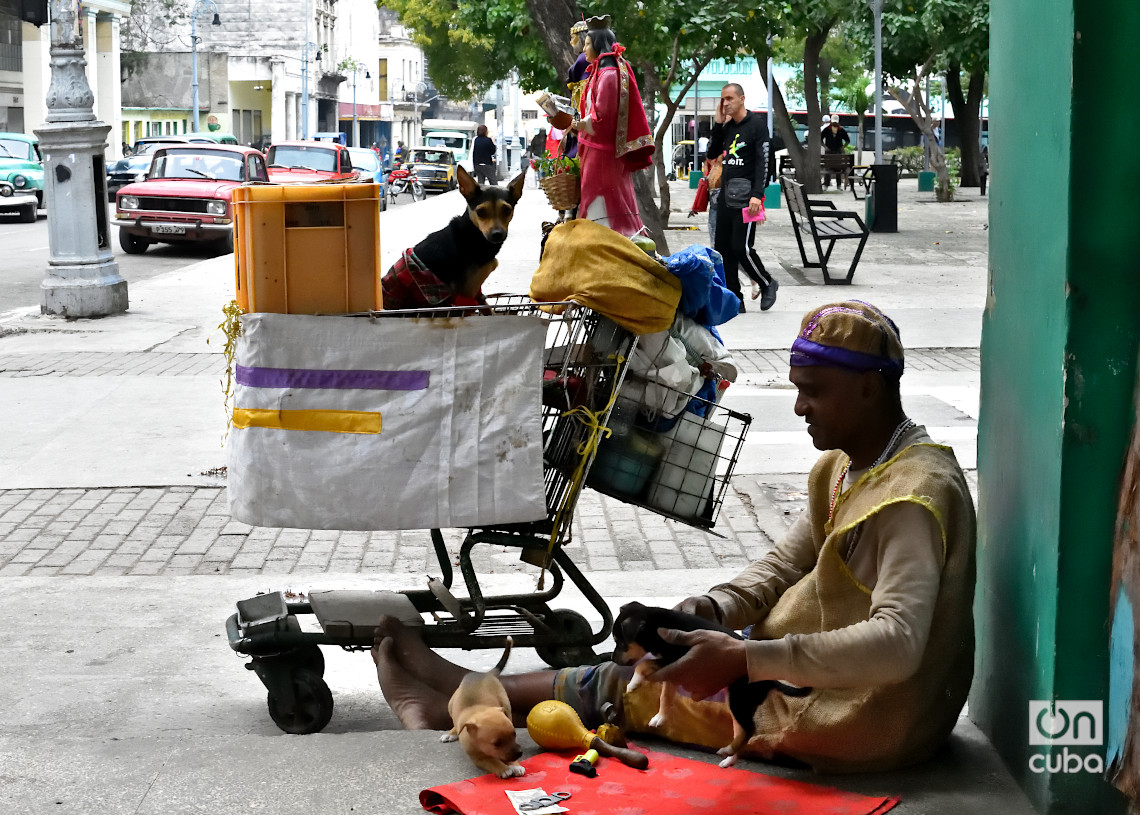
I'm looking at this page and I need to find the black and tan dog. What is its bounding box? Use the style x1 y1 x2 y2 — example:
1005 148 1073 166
612 601 812 768
381 165 526 310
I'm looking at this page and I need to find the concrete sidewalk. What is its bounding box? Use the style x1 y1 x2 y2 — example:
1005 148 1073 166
0 178 1035 814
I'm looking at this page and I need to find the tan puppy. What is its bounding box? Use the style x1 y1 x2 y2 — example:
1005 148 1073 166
440 637 525 778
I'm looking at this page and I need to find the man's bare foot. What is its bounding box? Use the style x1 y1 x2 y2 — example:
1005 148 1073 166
374 637 453 730
375 615 470 695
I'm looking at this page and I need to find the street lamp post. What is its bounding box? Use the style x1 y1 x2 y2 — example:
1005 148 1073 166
301 42 320 140
351 63 371 148
870 0 883 164
190 0 221 134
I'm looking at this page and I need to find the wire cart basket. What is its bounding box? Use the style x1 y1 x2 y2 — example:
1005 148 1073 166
224 297 641 734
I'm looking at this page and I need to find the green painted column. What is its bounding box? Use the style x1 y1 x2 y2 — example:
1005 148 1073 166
974 0 1140 812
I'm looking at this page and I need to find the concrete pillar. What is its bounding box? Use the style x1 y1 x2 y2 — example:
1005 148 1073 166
95 16 121 160
270 58 285 144
20 22 50 135
35 0 127 317
81 7 98 116
974 0 1139 812
284 92 295 139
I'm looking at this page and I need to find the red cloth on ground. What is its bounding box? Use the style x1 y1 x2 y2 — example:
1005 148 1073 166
420 749 899 815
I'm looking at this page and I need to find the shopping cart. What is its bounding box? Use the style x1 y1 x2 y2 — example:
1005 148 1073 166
225 298 642 733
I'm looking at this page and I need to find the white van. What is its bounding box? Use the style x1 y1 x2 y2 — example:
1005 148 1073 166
421 119 478 171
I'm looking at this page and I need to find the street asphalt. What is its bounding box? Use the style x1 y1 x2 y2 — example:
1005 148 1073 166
0 177 1038 813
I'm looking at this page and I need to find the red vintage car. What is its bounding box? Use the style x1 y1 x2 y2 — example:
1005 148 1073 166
114 144 270 255
265 141 360 184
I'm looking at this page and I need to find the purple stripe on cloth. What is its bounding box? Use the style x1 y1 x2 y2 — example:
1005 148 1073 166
236 365 430 391
789 338 904 379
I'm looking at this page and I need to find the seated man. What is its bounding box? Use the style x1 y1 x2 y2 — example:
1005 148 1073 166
374 300 976 773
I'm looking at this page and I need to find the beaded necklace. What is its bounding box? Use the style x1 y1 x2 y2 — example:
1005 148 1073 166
827 417 915 523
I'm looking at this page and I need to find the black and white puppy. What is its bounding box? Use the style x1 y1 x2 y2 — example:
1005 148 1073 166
612 601 811 767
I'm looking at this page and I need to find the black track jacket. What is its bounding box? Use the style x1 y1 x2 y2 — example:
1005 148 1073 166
706 111 770 204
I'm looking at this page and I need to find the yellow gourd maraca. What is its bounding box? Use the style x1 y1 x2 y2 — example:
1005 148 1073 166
526 700 649 770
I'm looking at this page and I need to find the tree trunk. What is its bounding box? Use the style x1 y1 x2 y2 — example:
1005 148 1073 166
800 28 830 193
634 169 668 253
946 63 985 188
756 54 807 183
633 75 670 254
523 0 578 75
890 81 952 201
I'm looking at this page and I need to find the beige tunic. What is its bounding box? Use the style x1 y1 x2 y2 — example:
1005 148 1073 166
707 427 976 772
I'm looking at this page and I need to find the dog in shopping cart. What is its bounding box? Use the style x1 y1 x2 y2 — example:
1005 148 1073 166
381 165 527 310
440 635 526 778
612 601 812 768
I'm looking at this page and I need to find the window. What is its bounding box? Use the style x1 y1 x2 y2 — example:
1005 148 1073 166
522 110 537 120
0 13 21 72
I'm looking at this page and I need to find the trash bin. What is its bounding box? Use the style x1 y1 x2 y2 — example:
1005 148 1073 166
865 163 899 233
917 170 935 192
764 181 781 208
688 170 704 189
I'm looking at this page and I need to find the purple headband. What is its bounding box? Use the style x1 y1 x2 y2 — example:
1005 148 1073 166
790 337 904 379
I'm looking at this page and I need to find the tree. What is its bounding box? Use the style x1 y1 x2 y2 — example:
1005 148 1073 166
381 0 558 100
120 0 187 53
847 0 989 200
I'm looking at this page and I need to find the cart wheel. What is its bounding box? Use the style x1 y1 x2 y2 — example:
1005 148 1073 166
291 645 325 677
535 609 599 669
266 669 334 734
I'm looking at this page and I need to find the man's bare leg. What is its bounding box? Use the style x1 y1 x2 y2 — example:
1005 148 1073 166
372 635 453 730
371 615 562 728
374 615 469 695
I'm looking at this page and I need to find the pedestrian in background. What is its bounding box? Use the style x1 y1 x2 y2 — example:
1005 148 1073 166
472 125 497 186
707 82 778 312
821 115 850 189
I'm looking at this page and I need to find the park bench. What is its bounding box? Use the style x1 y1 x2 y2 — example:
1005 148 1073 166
779 152 869 197
820 152 855 191
779 177 869 285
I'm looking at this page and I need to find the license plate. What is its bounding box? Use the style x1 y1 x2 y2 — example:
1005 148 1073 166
151 224 187 235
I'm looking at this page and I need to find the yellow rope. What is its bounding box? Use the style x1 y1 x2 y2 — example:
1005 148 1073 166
536 355 624 589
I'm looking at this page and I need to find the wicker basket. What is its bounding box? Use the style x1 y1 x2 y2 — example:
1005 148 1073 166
540 171 581 211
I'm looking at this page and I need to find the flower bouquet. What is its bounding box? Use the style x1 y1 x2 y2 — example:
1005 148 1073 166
536 153 581 211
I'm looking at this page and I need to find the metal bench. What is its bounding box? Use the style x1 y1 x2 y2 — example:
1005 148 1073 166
779 177 869 285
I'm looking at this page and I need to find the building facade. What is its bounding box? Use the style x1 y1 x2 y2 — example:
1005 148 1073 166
1 0 129 158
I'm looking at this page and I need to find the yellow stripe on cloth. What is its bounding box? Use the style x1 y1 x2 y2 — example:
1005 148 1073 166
232 408 382 435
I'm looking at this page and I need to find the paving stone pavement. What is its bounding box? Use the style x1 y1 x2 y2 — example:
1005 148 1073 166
0 467 979 579
0 347 980 378
0 343 980 578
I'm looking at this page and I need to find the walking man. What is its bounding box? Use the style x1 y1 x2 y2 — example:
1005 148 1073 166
707 83 778 312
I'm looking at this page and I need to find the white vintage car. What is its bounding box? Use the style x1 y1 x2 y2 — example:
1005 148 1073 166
0 178 38 223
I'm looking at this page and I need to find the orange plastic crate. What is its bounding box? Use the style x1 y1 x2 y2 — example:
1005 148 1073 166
233 183 383 314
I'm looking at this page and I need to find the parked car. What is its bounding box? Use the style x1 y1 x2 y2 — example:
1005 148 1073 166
265 141 359 184
191 132 239 145
0 178 38 222
0 132 45 209
346 147 387 211
107 136 193 200
114 144 270 255
408 145 457 193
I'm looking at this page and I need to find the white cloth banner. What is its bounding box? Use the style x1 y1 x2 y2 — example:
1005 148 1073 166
228 313 548 530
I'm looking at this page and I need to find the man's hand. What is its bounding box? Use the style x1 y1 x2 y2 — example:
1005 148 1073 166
747 196 763 216
714 98 727 125
673 595 718 621
649 628 748 701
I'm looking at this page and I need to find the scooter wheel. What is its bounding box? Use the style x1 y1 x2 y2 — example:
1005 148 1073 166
535 609 599 669
266 669 334 734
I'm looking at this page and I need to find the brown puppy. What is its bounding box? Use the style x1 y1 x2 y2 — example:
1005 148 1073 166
440 637 525 778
